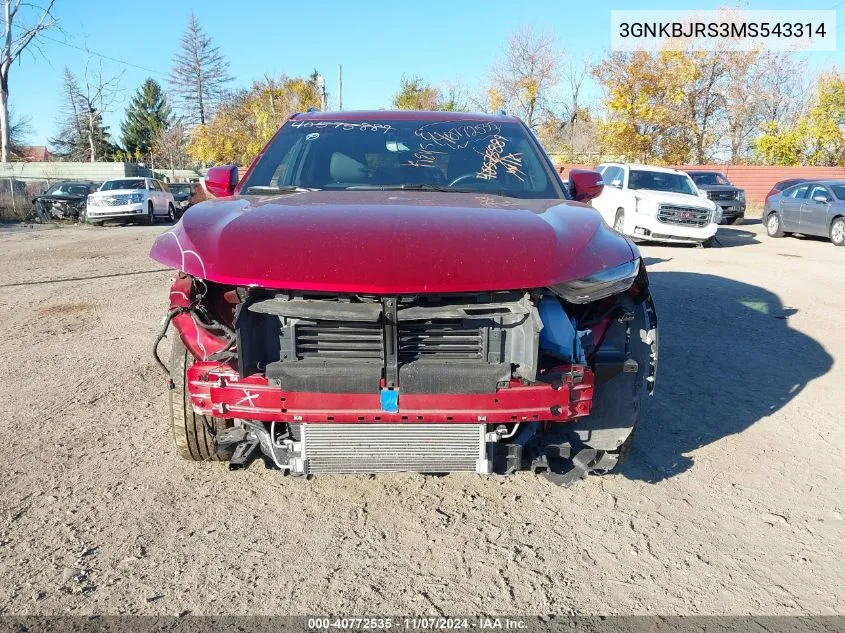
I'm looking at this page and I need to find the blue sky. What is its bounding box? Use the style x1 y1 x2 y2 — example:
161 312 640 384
10 0 845 147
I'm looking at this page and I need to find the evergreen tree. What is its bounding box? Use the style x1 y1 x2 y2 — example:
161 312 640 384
169 13 232 124
121 78 171 158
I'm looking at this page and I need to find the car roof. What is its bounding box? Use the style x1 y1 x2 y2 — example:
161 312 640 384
599 162 687 175
292 109 520 124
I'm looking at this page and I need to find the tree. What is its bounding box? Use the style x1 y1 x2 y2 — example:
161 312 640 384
391 75 468 111
153 122 192 175
188 74 322 165
50 65 120 162
169 12 232 124
0 0 56 162
593 51 689 164
121 79 172 158
489 28 560 130
393 75 442 110
756 72 845 166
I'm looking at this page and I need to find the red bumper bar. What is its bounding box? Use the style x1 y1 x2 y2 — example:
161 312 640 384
186 362 594 424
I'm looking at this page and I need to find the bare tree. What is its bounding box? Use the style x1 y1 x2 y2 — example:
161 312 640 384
169 12 232 125
79 59 122 161
153 122 191 176
489 28 560 130
1 0 56 162
51 62 122 162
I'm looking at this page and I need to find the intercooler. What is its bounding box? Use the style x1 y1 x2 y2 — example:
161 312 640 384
299 423 489 474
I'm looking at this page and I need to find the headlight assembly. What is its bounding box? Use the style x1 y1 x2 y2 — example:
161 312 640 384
130 193 144 203
634 197 655 215
737 190 745 201
712 206 723 224
551 259 640 304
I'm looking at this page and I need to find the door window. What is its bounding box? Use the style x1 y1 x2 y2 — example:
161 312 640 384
787 184 809 199
808 185 831 202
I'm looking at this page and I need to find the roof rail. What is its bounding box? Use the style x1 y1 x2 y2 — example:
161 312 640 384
307 107 320 113
496 108 507 116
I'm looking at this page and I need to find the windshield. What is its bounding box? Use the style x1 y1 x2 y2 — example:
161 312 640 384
239 118 562 199
100 179 145 191
45 182 90 196
690 172 729 186
629 170 698 196
170 184 191 194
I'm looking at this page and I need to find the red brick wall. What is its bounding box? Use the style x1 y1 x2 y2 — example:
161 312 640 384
557 163 845 204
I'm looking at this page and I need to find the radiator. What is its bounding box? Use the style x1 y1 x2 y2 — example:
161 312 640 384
301 423 489 474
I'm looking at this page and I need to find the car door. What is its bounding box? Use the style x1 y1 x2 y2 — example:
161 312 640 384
593 165 624 225
800 184 833 236
153 180 167 214
779 184 808 231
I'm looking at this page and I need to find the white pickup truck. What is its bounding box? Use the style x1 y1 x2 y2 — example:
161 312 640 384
592 163 720 248
85 177 175 226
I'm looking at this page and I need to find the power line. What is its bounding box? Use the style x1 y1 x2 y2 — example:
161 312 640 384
39 33 169 77
10 23 170 78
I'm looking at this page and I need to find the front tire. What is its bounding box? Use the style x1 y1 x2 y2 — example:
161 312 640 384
701 236 715 249
167 202 176 222
766 212 785 237
830 217 845 247
730 215 744 226
144 202 154 225
169 336 232 461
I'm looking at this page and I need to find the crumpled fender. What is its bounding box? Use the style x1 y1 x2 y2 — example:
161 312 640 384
167 274 230 362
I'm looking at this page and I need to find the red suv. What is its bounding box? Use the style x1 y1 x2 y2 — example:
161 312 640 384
150 110 658 485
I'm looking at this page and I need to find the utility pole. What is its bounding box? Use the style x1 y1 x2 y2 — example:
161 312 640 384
316 74 326 111
337 64 343 111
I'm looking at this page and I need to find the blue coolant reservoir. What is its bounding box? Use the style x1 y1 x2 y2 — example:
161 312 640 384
538 295 585 364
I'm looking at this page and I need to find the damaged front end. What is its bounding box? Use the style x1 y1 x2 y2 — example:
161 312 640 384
154 259 658 485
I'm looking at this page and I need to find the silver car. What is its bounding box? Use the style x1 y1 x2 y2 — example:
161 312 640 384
763 180 845 246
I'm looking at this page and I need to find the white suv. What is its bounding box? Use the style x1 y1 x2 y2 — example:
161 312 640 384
85 177 175 226
592 163 720 248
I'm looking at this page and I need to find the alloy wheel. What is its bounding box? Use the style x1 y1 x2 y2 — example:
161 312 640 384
831 219 845 245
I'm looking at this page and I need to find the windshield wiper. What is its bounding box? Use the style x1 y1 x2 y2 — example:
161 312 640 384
243 185 316 195
346 184 512 196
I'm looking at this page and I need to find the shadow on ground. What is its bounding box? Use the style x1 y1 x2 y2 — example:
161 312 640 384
617 270 833 482
714 226 760 247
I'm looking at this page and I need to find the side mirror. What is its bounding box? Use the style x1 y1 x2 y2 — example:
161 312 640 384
812 194 830 203
205 165 238 197
569 169 604 202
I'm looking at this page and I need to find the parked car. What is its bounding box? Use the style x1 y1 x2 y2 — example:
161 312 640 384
167 183 197 217
765 178 813 204
593 163 720 247
149 110 658 484
32 181 98 221
763 180 845 246
686 170 746 225
85 177 175 226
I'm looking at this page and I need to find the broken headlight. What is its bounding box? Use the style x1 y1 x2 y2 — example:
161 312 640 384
551 259 640 304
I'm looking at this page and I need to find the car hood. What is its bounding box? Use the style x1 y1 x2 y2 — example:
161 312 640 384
632 189 714 209
35 194 86 202
149 191 636 294
89 189 141 198
695 184 740 192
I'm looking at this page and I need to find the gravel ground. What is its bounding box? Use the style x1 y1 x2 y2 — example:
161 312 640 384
0 221 842 615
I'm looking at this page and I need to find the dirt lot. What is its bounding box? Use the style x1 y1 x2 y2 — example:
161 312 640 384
0 221 843 615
